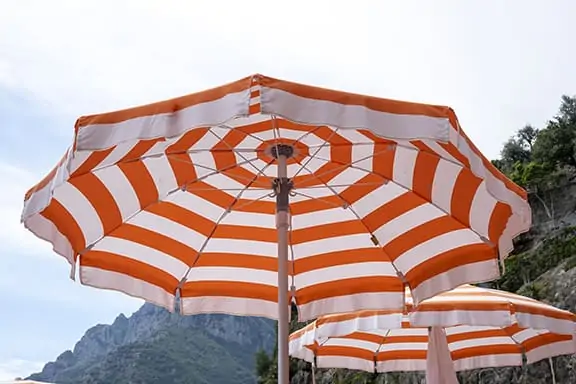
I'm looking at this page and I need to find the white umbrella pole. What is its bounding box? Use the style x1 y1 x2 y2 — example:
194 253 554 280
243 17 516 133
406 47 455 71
426 326 459 384
274 145 293 384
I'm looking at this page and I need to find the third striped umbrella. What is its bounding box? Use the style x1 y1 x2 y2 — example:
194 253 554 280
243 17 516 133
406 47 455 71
289 284 576 383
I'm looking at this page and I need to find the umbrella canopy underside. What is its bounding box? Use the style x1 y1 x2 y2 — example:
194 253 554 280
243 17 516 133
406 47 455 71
21 74 531 321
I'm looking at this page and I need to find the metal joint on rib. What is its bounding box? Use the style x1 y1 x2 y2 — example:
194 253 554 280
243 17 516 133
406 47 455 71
290 285 296 300
480 235 506 275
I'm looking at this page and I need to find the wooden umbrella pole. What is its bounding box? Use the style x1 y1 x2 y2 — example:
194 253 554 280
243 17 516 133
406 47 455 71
273 144 294 384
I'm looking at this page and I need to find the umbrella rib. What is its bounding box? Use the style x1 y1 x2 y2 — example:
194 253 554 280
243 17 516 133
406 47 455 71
291 125 325 147
218 123 267 143
374 329 392 373
292 146 395 188
207 126 271 180
292 157 406 279
75 156 266 257
293 127 340 179
168 155 270 189
177 160 275 288
305 150 496 253
290 191 344 209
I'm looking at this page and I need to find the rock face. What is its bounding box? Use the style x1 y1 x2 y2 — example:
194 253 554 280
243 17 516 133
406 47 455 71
28 303 276 384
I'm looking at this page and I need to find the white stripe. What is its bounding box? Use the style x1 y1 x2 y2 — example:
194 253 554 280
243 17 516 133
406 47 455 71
373 204 445 245
91 236 188 278
180 296 280 319
95 165 141 222
394 229 484 273
54 183 103 248
76 88 250 150
292 233 377 260
295 262 397 289
392 146 417 190
431 159 460 214
185 266 278 286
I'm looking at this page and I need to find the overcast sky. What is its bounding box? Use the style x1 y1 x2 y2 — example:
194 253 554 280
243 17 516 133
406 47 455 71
1 0 575 380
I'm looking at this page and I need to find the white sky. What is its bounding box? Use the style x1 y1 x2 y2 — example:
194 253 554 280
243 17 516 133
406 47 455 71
0 0 575 380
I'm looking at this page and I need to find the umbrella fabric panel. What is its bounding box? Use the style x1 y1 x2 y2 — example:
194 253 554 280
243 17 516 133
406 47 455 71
22 75 531 320
309 285 576 340
291 325 574 374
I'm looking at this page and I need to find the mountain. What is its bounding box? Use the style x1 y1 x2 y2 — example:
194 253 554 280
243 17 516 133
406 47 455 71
27 304 276 384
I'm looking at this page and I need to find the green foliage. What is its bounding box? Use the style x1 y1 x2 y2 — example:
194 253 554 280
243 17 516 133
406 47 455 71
497 96 576 190
496 226 576 293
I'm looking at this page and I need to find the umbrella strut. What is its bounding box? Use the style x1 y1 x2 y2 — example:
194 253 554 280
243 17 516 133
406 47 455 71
272 144 294 384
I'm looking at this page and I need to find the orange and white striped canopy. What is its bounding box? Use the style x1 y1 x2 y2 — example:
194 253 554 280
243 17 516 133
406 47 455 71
21 74 531 321
290 285 576 373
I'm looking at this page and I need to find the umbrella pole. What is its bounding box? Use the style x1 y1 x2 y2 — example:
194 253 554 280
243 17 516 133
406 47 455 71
273 145 293 384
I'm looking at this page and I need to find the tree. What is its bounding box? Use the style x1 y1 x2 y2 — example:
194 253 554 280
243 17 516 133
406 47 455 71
532 95 576 169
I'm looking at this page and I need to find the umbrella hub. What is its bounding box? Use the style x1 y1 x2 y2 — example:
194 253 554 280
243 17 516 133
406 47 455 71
270 143 295 159
270 144 294 213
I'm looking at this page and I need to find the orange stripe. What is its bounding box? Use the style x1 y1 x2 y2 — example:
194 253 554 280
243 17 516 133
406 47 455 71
68 173 122 235
339 174 387 204
81 250 178 293
167 153 198 188
363 192 425 235
186 182 275 214
450 170 482 227
40 200 85 254
384 216 464 261
513 303 576 321
412 150 440 202
180 281 277 302
452 344 520 360
145 201 214 237
372 142 396 180
260 75 455 120
458 129 527 200
438 142 471 168
118 138 165 162
76 76 252 127
109 223 197 265
290 197 344 215
317 346 375 360
342 332 386 344
447 329 508 343
291 220 367 245
377 350 427 361
166 127 210 153
70 148 114 178
293 248 391 274
417 302 511 313
295 276 403 305
405 243 497 288
118 161 158 208
488 202 512 244
522 333 573 352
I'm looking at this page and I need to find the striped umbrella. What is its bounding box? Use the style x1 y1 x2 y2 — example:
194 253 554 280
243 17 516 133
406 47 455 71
290 285 576 383
21 74 530 383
